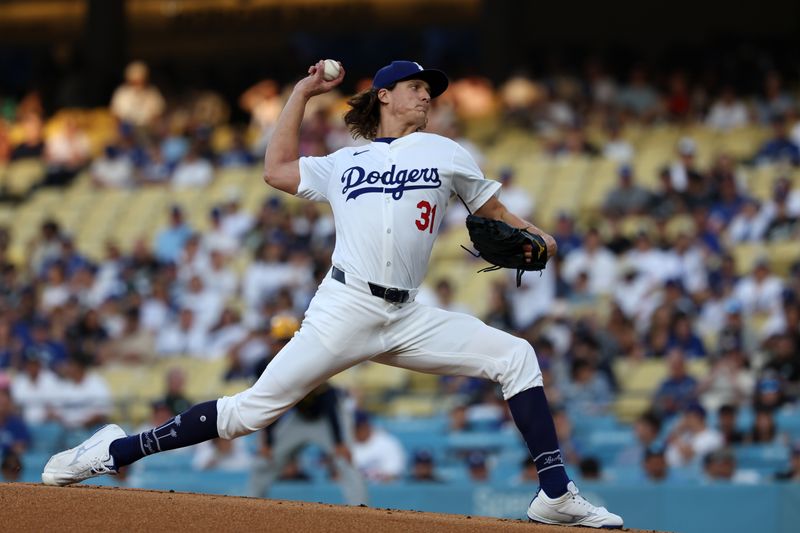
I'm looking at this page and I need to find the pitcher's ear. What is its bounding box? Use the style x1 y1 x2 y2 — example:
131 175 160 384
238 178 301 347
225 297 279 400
377 87 391 104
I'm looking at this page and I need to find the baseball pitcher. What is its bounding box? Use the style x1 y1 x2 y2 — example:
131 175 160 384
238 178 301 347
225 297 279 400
43 59 622 528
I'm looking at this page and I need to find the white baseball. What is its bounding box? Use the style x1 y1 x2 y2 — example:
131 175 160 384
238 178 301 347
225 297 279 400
322 59 341 81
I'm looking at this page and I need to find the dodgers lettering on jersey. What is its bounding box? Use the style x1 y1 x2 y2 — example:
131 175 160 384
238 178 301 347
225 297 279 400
340 164 441 200
298 132 500 289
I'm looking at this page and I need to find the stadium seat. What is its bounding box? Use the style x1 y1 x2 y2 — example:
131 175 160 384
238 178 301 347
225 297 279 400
1 158 45 197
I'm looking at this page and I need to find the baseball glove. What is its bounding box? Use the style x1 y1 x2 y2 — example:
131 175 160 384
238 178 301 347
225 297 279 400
465 214 549 287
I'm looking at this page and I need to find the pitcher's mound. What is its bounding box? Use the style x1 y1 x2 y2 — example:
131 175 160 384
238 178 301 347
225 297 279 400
0 483 643 532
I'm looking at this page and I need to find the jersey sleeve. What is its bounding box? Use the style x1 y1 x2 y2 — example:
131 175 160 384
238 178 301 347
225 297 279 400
297 154 335 202
450 143 501 213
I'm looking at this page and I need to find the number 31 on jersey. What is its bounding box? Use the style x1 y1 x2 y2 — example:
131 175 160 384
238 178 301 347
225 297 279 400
415 201 437 233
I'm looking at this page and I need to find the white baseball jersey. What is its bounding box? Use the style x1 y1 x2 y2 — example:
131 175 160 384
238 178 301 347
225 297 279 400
217 132 541 444
297 132 501 289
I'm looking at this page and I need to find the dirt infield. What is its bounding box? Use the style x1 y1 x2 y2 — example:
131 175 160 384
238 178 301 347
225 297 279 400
0 483 650 532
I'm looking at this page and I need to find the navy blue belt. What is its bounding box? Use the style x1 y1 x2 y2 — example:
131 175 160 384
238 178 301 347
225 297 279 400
331 266 411 304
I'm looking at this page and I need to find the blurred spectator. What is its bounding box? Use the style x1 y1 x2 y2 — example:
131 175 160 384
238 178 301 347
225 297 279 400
753 374 788 411
664 71 691 121
665 312 706 358
428 278 470 314
649 168 687 219
513 455 539 486
11 351 60 424
666 137 704 194
154 205 193 264
220 188 255 242
705 87 749 131
763 333 800 389
0 120 10 164
578 456 603 481
162 367 192 416
110 61 165 128
43 116 91 186
616 66 660 121
409 449 442 482
242 241 296 320
562 359 613 417
172 145 214 189
653 351 699 419
466 451 490 482
764 186 799 242
139 282 172 333
20 318 67 370
0 388 30 456
716 404 745 446
601 120 634 163
642 447 670 483
549 122 598 157
27 220 63 278
207 308 248 361
91 144 134 188
0 319 19 370
464 383 509 431
239 79 283 149
99 307 156 365
733 259 784 317
617 411 663 466
774 443 800 481
703 447 759 484
561 228 617 296
550 212 582 259
155 308 208 358
552 407 582 464
10 113 45 161
744 406 779 444
0 449 22 481
727 198 769 243
483 280 515 331
48 354 111 430
201 249 238 299
665 403 723 468
698 346 755 413
352 410 406 482
755 72 796 125
753 115 800 166
603 165 652 216
217 128 257 168
192 438 251 471
497 167 534 220
139 145 171 184
179 274 224 334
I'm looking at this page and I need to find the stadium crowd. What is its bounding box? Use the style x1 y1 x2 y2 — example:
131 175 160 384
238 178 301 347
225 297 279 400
1 56 800 489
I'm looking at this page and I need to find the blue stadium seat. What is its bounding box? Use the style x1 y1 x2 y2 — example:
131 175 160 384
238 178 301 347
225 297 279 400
28 422 66 454
734 444 790 471
130 470 250 496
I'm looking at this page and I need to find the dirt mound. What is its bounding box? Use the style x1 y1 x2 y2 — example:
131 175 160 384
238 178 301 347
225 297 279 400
0 483 643 532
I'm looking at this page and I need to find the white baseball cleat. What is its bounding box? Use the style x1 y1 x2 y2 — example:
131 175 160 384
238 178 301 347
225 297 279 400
42 424 126 486
527 481 624 529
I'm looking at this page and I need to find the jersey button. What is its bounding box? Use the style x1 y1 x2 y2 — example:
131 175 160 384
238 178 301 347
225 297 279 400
386 228 392 234
386 261 392 267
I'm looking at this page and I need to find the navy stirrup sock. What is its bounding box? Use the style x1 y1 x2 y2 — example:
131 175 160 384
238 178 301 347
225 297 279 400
507 386 570 497
109 400 219 468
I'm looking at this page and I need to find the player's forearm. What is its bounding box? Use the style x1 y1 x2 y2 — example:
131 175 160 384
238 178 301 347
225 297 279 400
477 197 557 257
263 90 308 191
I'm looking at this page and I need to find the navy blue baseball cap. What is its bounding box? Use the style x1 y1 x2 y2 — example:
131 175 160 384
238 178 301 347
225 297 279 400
372 60 449 98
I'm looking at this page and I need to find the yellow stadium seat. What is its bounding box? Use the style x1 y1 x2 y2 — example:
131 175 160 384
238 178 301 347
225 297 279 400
2 158 45 196
768 241 800 276
386 395 437 417
732 243 769 276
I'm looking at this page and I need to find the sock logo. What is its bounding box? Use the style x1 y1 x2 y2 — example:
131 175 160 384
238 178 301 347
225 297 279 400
534 449 565 472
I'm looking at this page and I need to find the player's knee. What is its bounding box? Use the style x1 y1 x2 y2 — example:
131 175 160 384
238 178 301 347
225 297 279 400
500 338 542 398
